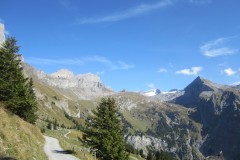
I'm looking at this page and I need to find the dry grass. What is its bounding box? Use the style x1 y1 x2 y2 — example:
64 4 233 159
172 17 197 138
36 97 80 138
0 107 47 160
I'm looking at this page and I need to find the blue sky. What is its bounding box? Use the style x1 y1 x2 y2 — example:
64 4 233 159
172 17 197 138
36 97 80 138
1 0 240 91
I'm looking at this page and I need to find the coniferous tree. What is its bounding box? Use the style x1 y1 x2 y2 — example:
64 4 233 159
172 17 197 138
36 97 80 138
147 151 154 160
0 37 37 123
140 149 144 158
155 150 174 160
82 98 129 160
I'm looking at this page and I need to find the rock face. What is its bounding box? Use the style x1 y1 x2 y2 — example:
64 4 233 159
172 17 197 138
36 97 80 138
126 135 168 155
43 69 104 90
0 23 5 46
23 64 113 100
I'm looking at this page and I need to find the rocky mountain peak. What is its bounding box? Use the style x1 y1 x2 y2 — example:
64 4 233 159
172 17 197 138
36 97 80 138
22 64 114 100
184 76 214 94
50 69 74 78
174 77 220 106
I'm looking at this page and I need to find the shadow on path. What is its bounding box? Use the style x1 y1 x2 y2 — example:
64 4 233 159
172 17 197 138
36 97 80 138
53 150 75 154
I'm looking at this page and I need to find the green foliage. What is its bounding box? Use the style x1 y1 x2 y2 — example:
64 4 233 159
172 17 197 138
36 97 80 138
64 111 82 130
47 121 52 130
40 127 46 133
139 149 144 158
82 98 129 160
147 151 154 160
155 150 175 160
0 37 37 123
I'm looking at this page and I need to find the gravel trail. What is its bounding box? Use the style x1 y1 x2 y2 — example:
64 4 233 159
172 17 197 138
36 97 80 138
43 135 80 160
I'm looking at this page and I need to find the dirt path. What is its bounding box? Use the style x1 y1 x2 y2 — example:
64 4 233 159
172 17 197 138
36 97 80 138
64 130 71 138
43 135 80 160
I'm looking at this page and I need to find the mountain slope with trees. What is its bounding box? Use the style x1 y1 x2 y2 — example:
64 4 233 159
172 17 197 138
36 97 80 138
0 37 37 124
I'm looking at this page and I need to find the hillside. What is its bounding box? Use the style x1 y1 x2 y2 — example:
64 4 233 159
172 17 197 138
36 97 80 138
22 62 240 160
174 77 240 159
111 92 204 159
0 106 47 160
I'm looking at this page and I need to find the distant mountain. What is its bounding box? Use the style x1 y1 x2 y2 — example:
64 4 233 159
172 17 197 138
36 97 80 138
23 63 114 100
141 89 161 96
155 89 184 102
231 84 240 92
174 76 240 160
140 88 184 102
174 76 228 106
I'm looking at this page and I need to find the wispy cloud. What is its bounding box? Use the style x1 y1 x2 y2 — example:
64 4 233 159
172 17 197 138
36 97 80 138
0 18 3 23
78 0 173 24
200 37 238 57
232 81 240 86
96 71 105 75
117 61 135 70
147 83 156 89
25 56 134 71
176 66 202 75
189 0 212 5
223 68 236 76
59 0 78 11
158 68 168 73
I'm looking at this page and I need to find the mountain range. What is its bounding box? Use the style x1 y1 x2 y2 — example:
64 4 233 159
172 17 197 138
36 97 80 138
22 61 240 160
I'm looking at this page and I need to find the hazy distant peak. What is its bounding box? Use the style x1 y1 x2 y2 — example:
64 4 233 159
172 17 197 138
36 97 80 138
75 73 100 81
50 69 74 78
143 88 161 96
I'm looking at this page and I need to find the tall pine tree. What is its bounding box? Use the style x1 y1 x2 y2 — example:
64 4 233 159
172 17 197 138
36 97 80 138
82 98 129 160
0 37 37 123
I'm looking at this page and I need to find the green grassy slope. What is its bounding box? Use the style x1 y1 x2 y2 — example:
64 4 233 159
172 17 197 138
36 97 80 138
0 107 47 160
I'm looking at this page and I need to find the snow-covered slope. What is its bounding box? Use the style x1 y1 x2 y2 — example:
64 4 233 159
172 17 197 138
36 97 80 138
155 90 184 102
140 88 183 102
141 89 161 96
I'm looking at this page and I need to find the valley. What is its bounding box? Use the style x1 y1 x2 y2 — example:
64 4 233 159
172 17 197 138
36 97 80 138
21 62 240 159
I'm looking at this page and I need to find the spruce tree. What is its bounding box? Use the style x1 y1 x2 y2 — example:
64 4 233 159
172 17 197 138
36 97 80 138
0 37 37 123
147 151 154 160
82 98 129 160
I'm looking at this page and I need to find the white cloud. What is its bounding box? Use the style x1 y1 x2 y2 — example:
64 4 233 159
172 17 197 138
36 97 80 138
176 66 202 75
147 83 155 89
78 0 173 24
25 56 134 71
223 68 236 76
97 71 105 75
117 61 135 70
200 37 238 57
158 68 168 73
232 81 240 86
